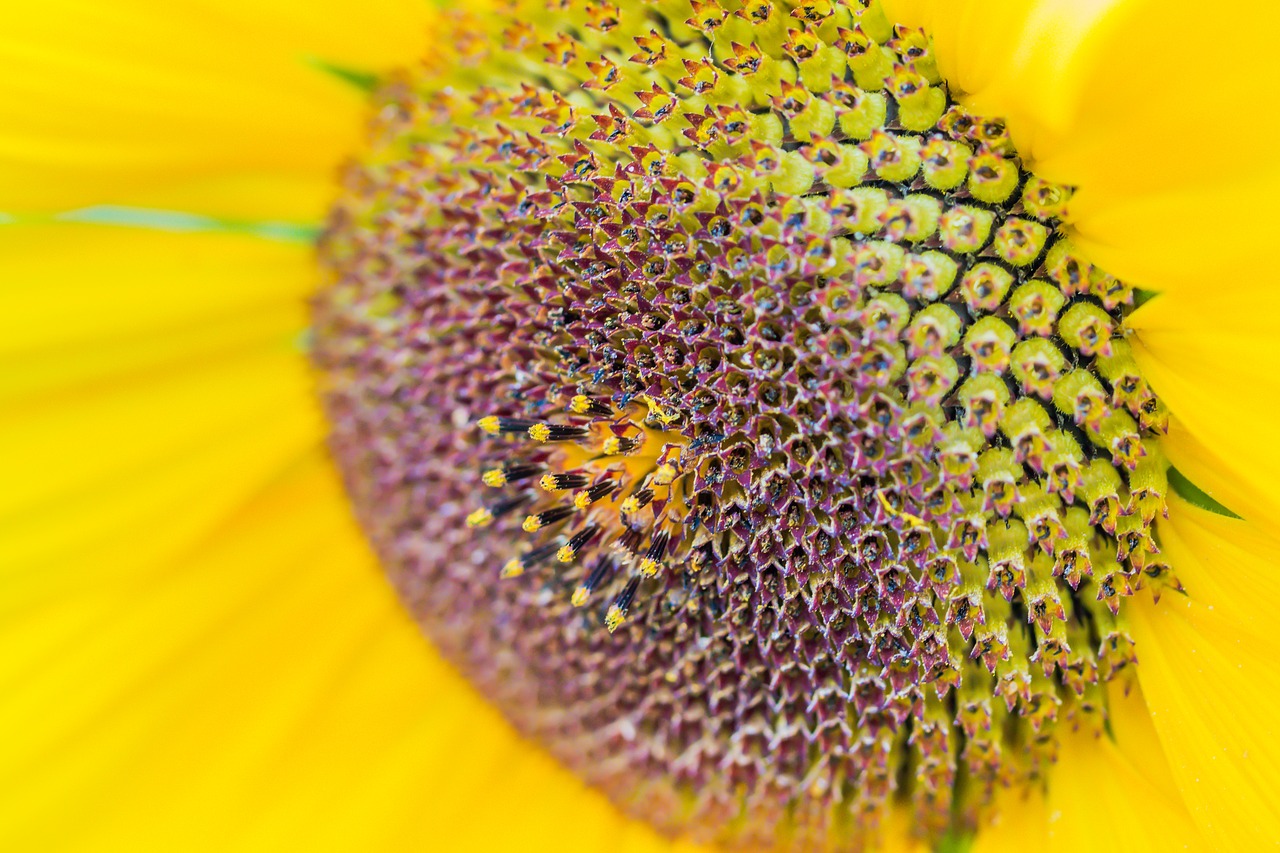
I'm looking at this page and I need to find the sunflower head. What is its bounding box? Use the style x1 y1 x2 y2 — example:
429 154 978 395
314 0 1177 847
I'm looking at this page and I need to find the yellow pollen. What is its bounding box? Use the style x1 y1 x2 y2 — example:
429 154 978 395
638 557 661 577
638 393 678 426
539 474 561 491
604 605 626 633
875 490 926 527
571 586 590 607
499 559 524 579
528 423 552 442
466 507 494 528
556 545 577 563
522 515 543 533
570 394 593 414
651 463 678 486
477 416 502 435
482 469 507 487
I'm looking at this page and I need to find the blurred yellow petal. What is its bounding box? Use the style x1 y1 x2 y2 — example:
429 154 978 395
0 224 324 599
0 218 697 851
0 223 315 404
0 0 435 218
887 1 1280 302
970 785 1048 853
1127 287 1280 532
0 451 691 851
1130 502 1280 849
880 0 1127 158
1047 686 1204 852
0 344 321 520
1030 0 1280 297
1039 0 1280 226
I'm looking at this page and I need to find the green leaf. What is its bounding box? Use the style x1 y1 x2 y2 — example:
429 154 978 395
1 206 320 243
307 57 381 93
1168 467 1242 519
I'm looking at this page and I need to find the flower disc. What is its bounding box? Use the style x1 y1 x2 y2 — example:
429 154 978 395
314 1 1175 847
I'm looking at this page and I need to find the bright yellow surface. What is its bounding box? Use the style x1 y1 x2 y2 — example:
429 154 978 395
0 0 436 218
1 0 1279 850
0 224 693 852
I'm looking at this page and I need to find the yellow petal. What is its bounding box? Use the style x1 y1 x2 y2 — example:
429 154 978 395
1130 501 1280 849
887 2 1280 301
1127 287 1280 531
0 223 316 404
970 784 1049 853
1041 0 1280 230
1159 421 1280 544
1046 684 1205 852
0 0 436 218
972 670 1202 852
1028 0 1280 296
0 219 692 850
1067 179 1280 297
0 450 693 851
880 0 1128 160
879 678 1195 853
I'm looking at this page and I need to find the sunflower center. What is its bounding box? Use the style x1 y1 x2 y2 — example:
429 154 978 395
314 1 1176 848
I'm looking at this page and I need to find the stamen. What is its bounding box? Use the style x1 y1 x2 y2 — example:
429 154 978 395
637 530 670 577
573 554 616 606
500 541 562 579
574 481 618 508
605 574 643 632
478 416 537 436
569 394 614 416
556 524 601 563
482 462 542 487
527 423 589 442
539 472 589 492
522 505 577 532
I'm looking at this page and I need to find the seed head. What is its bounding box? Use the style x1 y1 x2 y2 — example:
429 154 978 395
314 1 1175 848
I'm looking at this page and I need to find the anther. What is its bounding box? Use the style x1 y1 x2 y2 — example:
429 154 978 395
620 488 654 515
540 472 590 491
478 416 538 435
522 505 578 532
638 530 670 576
573 555 616 607
467 494 531 528
574 480 619 509
557 524 602 563
501 542 562 579
605 574 643 632
569 394 615 416
483 463 542 488
601 435 641 455
466 507 495 528
528 423 590 442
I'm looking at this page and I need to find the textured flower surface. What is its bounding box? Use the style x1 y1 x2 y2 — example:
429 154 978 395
2 1 1279 851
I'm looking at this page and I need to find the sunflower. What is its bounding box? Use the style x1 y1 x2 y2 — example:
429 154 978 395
3 0 1278 850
